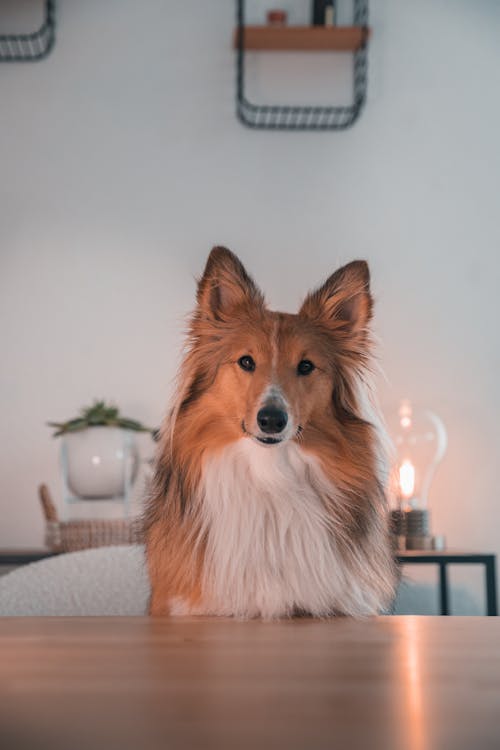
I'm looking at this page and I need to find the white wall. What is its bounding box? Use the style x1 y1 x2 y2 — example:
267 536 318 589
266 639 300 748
1 1 499 607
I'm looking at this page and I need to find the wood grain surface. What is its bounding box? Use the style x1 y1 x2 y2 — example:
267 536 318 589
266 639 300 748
0 616 499 750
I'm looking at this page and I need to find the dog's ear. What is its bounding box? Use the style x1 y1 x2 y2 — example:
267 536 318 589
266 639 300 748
299 260 372 337
197 246 264 320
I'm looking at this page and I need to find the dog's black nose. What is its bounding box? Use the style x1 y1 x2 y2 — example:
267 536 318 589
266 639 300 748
257 407 288 434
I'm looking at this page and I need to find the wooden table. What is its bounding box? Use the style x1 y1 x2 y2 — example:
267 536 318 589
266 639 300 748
1 616 499 750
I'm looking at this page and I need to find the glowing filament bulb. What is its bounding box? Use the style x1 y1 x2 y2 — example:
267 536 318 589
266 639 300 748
399 460 415 499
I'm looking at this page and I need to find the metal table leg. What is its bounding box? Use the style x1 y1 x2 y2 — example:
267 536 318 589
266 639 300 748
484 557 498 616
439 562 450 615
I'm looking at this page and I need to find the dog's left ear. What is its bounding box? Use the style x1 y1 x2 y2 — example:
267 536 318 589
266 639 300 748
299 260 372 337
197 246 264 320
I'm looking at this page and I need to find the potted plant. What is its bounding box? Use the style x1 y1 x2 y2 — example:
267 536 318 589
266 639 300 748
49 400 154 501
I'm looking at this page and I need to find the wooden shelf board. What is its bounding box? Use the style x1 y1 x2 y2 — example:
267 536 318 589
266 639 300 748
233 25 371 52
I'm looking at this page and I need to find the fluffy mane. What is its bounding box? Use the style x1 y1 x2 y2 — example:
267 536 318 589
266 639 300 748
145 247 396 618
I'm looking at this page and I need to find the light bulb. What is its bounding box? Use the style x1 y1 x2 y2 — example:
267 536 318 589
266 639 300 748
389 399 447 511
399 459 415 499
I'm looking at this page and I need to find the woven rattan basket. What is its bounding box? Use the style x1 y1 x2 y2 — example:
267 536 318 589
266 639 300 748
39 484 143 553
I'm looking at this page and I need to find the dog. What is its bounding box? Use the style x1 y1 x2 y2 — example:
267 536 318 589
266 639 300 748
145 247 396 618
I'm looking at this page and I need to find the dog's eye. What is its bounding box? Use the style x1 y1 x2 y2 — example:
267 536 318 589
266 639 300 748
297 359 315 376
238 355 255 372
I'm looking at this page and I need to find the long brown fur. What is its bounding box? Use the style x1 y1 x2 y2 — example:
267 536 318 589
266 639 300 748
145 246 396 616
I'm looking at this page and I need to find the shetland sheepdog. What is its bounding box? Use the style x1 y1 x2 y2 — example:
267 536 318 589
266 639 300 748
145 247 396 618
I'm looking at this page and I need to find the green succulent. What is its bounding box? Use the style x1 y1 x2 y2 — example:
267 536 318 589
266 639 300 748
48 400 155 437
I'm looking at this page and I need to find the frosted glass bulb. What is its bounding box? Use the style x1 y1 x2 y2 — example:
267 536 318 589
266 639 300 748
389 399 447 510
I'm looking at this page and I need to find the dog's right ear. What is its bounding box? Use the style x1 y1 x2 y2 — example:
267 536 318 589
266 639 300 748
196 247 264 320
299 260 372 339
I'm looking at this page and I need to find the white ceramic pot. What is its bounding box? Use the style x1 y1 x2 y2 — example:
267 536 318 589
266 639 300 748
62 427 139 500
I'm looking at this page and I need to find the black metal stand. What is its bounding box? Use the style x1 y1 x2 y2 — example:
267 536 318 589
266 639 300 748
0 0 55 62
397 551 498 617
438 561 449 615
236 0 369 130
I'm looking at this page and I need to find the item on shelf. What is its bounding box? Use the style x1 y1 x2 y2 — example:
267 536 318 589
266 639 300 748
389 509 406 551
325 1 336 26
405 535 434 551
48 400 154 518
266 9 288 26
405 508 430 537
431 535 446 551
312 0 336 26
39 484 141 552
62 425 139 502
388 399 448 551
48 399 154 438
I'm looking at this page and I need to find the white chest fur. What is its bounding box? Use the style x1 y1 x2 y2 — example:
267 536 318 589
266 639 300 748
172 438 372 619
